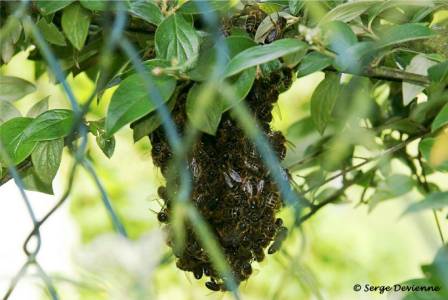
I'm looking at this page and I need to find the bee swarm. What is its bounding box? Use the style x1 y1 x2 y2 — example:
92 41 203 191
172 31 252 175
149 70 291 291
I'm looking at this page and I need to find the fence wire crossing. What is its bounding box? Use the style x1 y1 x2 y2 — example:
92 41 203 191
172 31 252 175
0 1 303 299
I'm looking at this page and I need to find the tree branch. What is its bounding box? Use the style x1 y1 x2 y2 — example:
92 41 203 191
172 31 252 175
0 160 32 187
296 131 430 224
364 66 430 86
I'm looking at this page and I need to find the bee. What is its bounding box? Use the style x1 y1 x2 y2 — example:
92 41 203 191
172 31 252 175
205 281 221 291
275 218 283 227
265 14 287 44
242 5 265 34
253 247 265 262
189 157 201 179
241 261 252 276
268 130 287 159
264 193 281 211
268 226 288 255
157 210 169 223
157 186 168 200
193 266 203 280
203 264 217 277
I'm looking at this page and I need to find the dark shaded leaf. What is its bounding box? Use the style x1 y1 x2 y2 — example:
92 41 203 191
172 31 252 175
178 0 230 14
428 61 448 83
310 74 341 134
188 36 256 81
403 192 448 215
62 3 91 51
31 139 63 184
36 18 66 46
321 21 358 55
80 0 108 11
96 134 115 158
131 98 176 142
129 1 163 26
377 23 434 48
320 0 378 23
0 102 21 124
27 96 49 118
36 0 74 15
297 52 333 77
432 103 448 132
0 76 36 102
21 167 54 195
186 83 222 135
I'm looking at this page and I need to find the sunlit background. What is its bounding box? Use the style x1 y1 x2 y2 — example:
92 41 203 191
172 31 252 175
1 49 447 300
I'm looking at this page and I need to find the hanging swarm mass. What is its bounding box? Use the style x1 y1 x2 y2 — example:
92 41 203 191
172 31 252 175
149 70 292 291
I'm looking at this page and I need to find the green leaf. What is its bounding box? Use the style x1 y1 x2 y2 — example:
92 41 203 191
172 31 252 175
289 0 304 16
0 117 37 165
186 67 255 135
0 76 36 102
36 19 67 46
186 83 222 135
27 96 49 118
129 1 163 26
155 14 200 65
320 0 378 23
368 174 414 211
23 109 75 141
320 21 358 55
297 52 333 77
432 103 448 132
377 23 434 49
61 3 91 51
310 74 341 135
21 167 54 195
96 134 115 159
428 61 448 83
31 139 63 184
131 97 176 142
333 41 376 74
419 138 448 172
258 2 283 14
178 0 230 14
224 39 308 77
80 0 108 11
221 68 256 112
105 71 177 137
0 102 21 124
188 36 256 81
403 192 448 215
36 0 74 15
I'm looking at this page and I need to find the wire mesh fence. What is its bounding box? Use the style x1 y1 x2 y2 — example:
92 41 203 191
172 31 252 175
0 1 303 299
1 1 447 299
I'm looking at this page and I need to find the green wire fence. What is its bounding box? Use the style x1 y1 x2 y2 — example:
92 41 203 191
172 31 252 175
0 1 304 299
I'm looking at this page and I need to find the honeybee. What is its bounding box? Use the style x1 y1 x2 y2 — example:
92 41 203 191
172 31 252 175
157 210 169 223
265 14 287 44
268 226 288 254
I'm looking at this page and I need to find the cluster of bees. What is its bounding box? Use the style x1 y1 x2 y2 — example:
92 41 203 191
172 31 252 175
149 69 292 291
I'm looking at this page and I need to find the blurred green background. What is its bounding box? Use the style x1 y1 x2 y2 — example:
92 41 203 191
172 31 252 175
1 48 446 300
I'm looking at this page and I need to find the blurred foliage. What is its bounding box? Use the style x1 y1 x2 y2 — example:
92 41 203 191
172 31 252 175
1 0 448 300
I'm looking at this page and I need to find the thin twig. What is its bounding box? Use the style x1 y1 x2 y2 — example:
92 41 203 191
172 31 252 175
364 66 430 86
0 160 32 187
302 132 428 195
